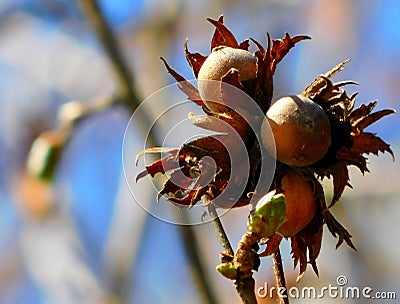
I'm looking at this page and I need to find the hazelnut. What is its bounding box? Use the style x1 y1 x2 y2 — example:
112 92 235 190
262 95 331 166
197 46 257 112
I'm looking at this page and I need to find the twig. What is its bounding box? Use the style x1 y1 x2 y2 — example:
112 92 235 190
207 203 233 255
78 1 218 303
272 248 289 304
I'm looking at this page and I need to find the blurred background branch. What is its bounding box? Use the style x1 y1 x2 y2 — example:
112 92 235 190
78 0 140 113
76 0 219 303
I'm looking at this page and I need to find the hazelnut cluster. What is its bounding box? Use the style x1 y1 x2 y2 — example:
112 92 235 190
137 16 394 280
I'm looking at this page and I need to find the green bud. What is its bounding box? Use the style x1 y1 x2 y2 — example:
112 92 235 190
247 191 287 238
216 262 238 280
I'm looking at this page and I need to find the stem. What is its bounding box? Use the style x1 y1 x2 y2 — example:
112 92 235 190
272 248 289 304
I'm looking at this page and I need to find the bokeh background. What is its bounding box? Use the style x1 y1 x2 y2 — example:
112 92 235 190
0 0 399 303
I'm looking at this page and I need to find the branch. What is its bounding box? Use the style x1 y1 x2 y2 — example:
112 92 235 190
235 276 257 304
